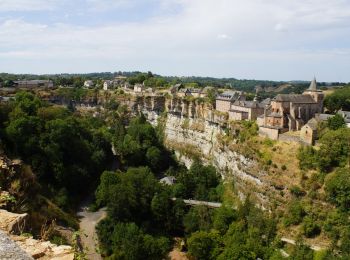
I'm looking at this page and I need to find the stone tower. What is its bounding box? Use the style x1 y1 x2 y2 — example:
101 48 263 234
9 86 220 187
303 77 324 112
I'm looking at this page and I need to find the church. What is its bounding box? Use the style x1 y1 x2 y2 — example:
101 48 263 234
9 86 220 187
258 78 324 139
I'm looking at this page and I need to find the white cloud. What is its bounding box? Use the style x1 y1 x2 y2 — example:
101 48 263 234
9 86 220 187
0 0 349 81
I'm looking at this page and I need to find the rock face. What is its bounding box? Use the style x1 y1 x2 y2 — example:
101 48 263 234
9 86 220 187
125 95 279 208
163 113 278 208
0 210 28 234
11 235 74 260
0 209 74 260
0 230 33 260
0 154 74 260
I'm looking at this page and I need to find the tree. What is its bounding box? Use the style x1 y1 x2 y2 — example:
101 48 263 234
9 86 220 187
324 86 350 112
187 231 221 260
95 171 121 207
96 220 170 260
325 168 350 211
327 114 346 130
213 206 236 234
106 167 160 223
318 128 350 172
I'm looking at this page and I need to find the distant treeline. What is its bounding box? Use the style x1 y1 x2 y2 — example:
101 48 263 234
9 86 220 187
0 72 347 94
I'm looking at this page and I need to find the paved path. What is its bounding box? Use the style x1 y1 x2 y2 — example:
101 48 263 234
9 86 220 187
172 198 222 208
77 206 107 260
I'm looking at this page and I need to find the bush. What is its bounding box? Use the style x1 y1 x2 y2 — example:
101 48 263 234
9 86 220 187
327 114 346 130
187 231 221 260
290 186 305 197
284 200 306 226
325 168 350 211
302 216 321 238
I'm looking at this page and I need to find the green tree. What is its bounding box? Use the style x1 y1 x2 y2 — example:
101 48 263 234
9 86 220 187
324 86 350 112
318 128 350 172
187 231 222 260
327 114 346 130
325 168 350 211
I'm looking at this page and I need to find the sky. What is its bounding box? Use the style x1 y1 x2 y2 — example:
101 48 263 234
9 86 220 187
0 0 349 82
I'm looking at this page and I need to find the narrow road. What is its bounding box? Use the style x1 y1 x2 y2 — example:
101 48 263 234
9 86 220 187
171 198 222 208
77 206 107 260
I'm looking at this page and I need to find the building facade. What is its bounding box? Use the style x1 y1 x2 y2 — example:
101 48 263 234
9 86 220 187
259 78 324 139
229 97 266 121
14 80 54 88
215 91 245 113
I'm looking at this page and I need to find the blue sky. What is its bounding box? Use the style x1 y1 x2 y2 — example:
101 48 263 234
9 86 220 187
0 0 350 82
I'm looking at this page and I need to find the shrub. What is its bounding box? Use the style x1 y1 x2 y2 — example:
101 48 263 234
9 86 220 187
325 168 350 211
283 200 306 226
302 216 321 238
290 186 305 197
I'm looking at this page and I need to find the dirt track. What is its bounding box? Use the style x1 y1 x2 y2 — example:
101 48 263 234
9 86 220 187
77 206 106 260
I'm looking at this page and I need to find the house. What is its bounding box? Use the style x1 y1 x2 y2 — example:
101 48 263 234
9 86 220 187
215 91 245 113
114 76 127 86
316 111 350 128
200 86 215 98
188 88 202 98
300 118 318 145
259 77 324 140
229 96 265 121
84 80 94 88
169 84 182 95
103 80 113 90
14 80 54 88
134 83 145 93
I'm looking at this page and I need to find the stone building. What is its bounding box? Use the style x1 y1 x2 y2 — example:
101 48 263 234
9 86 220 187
83 80 94 88
103 80 113 90
14 80 54 88
134 83 145 93
229 96 266 121
259 78 324 139
215 91 245 113
177 88 203 98
300 118 318 145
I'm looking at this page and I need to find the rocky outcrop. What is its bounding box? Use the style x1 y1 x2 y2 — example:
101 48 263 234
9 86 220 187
0 153 74 260
163 113 278 209
0 209 74 260
0 230 33 260
11 235 74 260
0 210 28 234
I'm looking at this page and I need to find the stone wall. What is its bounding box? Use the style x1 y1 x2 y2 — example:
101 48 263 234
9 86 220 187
259 127 280 140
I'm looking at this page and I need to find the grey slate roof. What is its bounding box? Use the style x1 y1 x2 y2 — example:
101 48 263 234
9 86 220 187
260 98 271 106
316 113 333 121
216 91 242 101
338 111 350 123
309 77 317 91
305 118 318 130
274 94 316 104
232 100 264 108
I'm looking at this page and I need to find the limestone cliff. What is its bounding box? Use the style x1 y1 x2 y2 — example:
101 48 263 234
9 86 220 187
162 113 280 209
132 96 279 208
